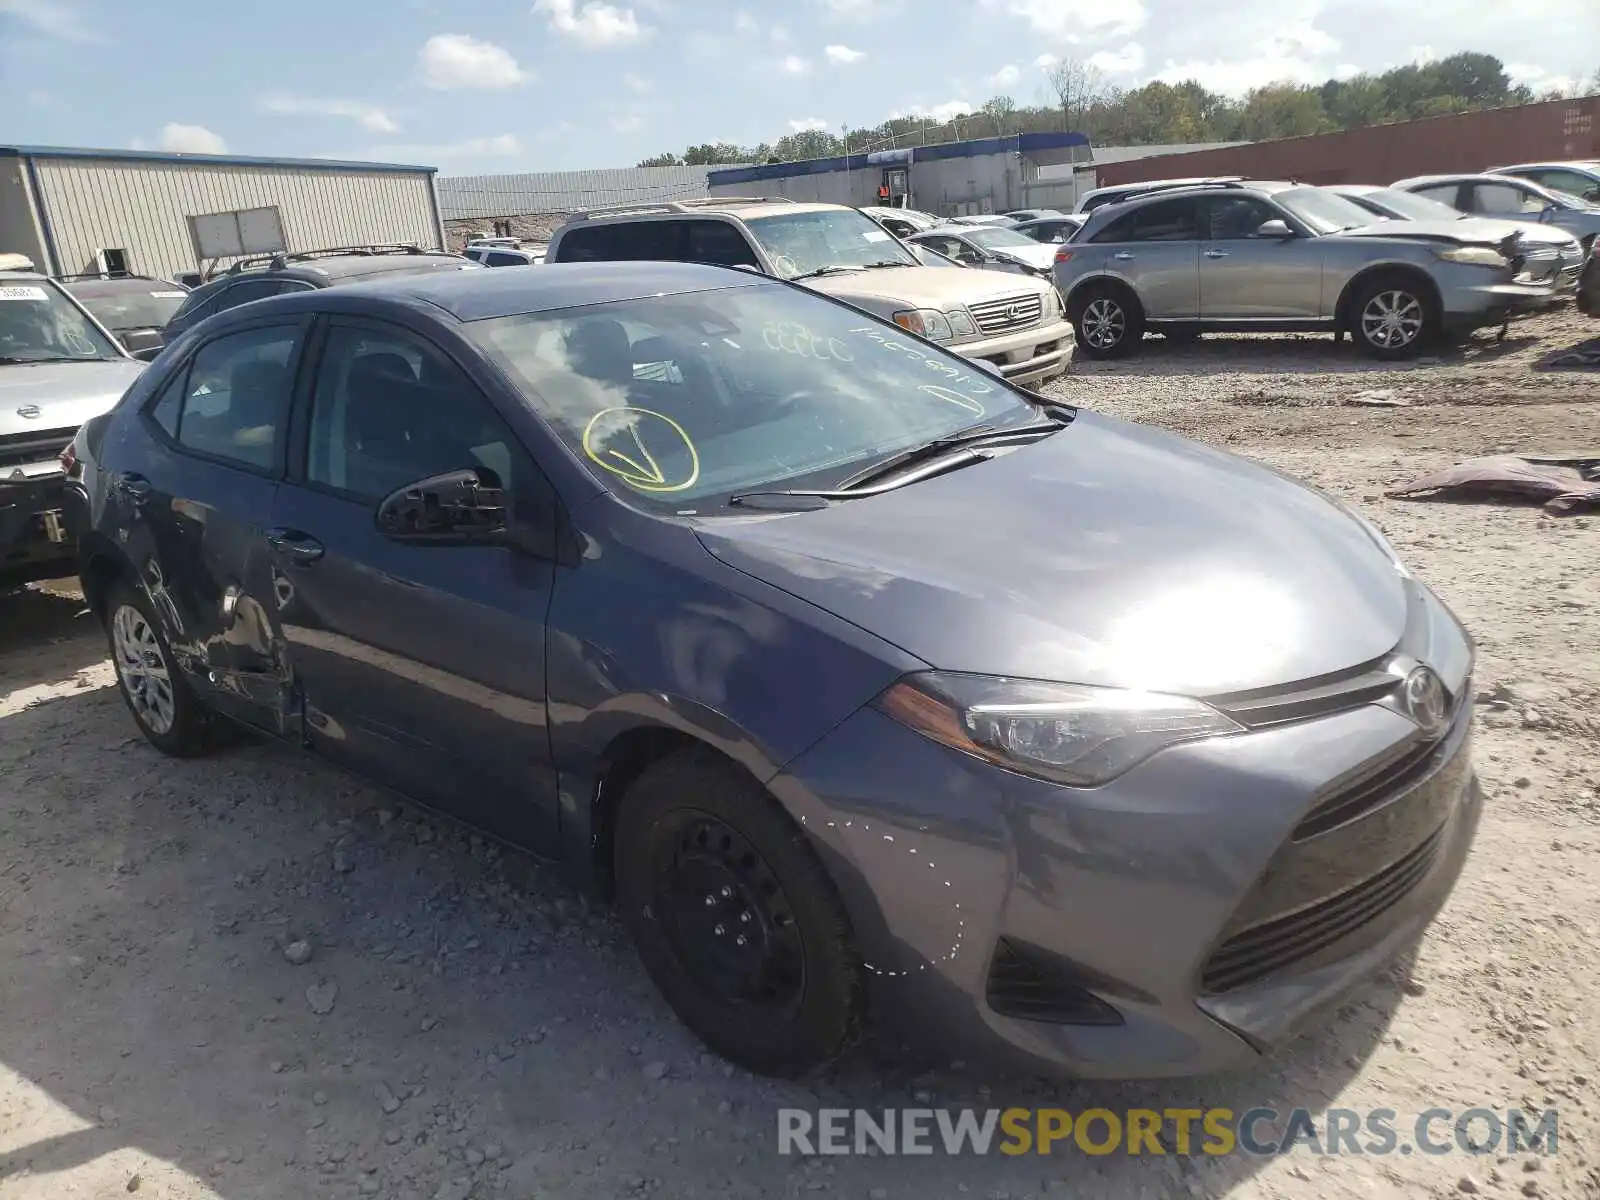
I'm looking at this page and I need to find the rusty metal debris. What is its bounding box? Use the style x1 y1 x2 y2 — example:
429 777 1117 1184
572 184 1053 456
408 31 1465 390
1386 455 1600 514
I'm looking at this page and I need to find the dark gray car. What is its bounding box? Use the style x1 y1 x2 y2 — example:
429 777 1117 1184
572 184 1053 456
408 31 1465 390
68 261 1480 1080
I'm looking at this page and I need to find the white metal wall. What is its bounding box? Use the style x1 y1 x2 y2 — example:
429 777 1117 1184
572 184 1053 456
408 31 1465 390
31 158 443 279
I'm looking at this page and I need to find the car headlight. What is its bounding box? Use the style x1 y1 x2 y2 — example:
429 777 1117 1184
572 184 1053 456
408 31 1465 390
946 308 978 337
1435 245 1508 268
877 673 1243 787
893 308 955 340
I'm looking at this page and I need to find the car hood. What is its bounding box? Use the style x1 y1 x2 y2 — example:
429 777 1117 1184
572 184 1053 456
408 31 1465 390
987 242 1059 271
0 358 145 438
1447 217 1580 249
696 412 1409 697
1334 218 1514 247
805 264 1052 310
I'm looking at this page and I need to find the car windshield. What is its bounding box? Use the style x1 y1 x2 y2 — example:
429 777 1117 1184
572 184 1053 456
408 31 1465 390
1357 188 1465 222
466 281 1040 513
69 284 187 332
0 279 122 361
1276 188 1379 233
966 227 1038 250
743 209 918 278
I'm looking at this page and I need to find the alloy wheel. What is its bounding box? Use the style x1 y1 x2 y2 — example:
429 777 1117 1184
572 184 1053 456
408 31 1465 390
111 603 176 735
1081 297 1126 350
1360 290 1424 350
652 812 806 1013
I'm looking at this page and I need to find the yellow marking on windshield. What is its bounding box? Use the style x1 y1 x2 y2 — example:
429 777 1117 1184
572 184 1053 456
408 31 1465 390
582 407 701 493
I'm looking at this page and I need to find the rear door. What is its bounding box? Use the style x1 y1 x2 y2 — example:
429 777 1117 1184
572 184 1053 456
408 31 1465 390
267 316 561 851
1088 196 1200 319
1198 194 1324 318
114 317 307 732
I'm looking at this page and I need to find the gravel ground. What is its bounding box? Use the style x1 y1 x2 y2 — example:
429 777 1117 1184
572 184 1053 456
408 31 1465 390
1 309 1597 1200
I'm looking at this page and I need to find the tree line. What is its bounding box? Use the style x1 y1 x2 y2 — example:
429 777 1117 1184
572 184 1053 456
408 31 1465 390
637 52 1599 168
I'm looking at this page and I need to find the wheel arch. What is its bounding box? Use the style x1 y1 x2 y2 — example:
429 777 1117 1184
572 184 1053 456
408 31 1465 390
78 532 140 626
1065 273 1144 319
1334 263 1442 333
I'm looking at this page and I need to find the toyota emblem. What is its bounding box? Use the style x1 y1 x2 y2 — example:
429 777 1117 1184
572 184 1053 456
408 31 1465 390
1402 666 1449 737
16 405 41 419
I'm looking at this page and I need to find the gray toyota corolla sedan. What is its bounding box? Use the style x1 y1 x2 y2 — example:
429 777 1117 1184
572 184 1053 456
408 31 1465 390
66 261 1480 1080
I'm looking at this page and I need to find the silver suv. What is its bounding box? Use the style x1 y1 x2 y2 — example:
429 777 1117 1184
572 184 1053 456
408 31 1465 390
548 198 1071 388
1054 181 1561 360
0 257 145 586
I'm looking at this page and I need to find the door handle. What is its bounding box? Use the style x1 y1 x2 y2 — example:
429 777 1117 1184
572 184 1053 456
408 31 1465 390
1204 249 1229 259
115 473 152 501
266 528 325 563
1112 251 1135 261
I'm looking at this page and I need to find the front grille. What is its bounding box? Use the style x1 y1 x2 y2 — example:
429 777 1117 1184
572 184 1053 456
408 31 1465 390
1201 824 1444 993
1293 735 1445 841
968 293 1043 335
986 939 1123 1025
1209 658 1400 729
0 427 77 473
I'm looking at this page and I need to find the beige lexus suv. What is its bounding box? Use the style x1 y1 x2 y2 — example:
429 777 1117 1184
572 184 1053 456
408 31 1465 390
547 198 1071 388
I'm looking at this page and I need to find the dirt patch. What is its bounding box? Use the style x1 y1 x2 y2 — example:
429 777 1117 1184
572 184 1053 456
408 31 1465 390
1 307 1597 1199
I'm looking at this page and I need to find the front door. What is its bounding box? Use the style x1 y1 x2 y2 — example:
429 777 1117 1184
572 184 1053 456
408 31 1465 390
115 318 306 733
268 317 560 852
1088 195 1200 319
1199 195 1324 318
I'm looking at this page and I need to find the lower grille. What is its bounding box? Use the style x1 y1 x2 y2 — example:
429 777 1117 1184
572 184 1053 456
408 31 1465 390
968 293 1043 335
1201 824 1444 993
986 939 1123 1025
1293 735 1444 841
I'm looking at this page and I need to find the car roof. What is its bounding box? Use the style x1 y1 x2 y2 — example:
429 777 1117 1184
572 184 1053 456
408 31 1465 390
560 200 847 229
320 260 764 322
1492 161 1600 172
59 275 181 296
1393 173 1540 187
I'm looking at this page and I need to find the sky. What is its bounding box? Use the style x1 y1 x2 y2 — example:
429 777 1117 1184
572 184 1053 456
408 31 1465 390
3 0 1596 174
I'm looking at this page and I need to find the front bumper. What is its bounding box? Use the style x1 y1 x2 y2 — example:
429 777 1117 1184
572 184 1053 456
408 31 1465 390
1438 277 1560 333
772 668 1479 1079
0 472 75 584
955 316 1073 387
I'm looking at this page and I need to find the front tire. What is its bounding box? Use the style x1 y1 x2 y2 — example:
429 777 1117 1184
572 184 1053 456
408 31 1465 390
1349 275 1437 360
614 748 863 1077
1069 284 1144 359
106 578 211 756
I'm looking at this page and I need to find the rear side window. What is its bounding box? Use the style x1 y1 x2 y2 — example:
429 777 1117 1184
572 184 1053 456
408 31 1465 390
162 324 299 471
686 221 760 267
1092 197 1198 243
555 220 689 262
1413 183 1463 208
221 278 288 307
484 250 527 267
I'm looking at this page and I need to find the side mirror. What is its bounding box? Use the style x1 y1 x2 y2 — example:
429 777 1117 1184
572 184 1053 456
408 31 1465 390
131 345 162 362
376 468 508 545
1257 219 1296 239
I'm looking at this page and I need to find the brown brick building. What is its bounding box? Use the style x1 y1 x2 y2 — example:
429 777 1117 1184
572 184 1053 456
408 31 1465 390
1095 96 1600 188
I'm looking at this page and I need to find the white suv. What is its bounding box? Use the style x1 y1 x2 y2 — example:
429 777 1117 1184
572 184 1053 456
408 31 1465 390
547 198 1071 388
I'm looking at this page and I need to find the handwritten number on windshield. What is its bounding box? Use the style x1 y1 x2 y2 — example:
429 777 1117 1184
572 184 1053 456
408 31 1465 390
762 321 854 363
846 327 996 397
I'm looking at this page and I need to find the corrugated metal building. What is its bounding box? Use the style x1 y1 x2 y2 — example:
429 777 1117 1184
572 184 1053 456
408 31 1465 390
1094 97 1600 188
437 165 742 222
708 132 1092 214
0 145 445 281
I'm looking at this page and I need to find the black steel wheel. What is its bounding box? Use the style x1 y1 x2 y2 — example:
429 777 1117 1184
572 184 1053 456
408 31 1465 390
615 749 863 1076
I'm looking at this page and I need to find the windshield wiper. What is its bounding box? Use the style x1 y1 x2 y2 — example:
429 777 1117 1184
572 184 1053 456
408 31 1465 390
860 260 914 269
0 353 106 364
836 418 1065 491
790 265 865 280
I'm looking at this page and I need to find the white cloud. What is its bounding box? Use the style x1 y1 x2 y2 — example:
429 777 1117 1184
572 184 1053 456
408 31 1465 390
533 0 646 47
260 95 400 134
1087 42 1144 74
814 0 899 19
0 0 92 41
419 34 530 89
156 124 227 154
1507 62 1581 95
990 63 1021 87
1262 23 1338 59
825 43 865 64
895 99 974 122
1154 52 1325 95
788 117 830 132
610 114 643 132
780 54 810 74
1409 44 1437 65
733 10 760 34
623 72 652 93
1332 62 1361 80
376 134 522 159
983 0 1146 41
1033 52 1059 68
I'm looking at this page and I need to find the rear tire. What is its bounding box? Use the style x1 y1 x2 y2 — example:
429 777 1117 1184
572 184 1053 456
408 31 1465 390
105 578 211 757
614 748 863 1077
1069 283 1144 359
1348 274 1438 360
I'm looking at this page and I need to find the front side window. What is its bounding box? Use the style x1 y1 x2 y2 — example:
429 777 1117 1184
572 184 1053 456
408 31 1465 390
1206 196 1284 239
743 209 917 278
167 324 298 470
306 324 523 502
0 278 122 361
1092 197 1198 243
467 280 1040 514
686 221 761 268
1473 183 1546 216
1525 169 1600 203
